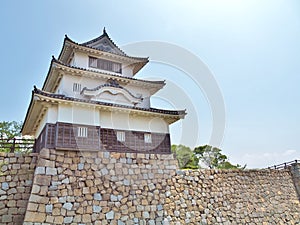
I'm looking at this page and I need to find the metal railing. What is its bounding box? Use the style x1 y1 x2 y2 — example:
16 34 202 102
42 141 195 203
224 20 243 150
0 138 35 153
268 159 299 170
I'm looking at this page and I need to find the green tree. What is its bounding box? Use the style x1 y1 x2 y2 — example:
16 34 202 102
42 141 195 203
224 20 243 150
0 121 33 153
194 145 245 169
171 144 199 169
0 121 22 139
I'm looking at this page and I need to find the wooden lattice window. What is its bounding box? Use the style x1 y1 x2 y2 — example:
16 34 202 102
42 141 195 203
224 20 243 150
89 57 122 73
73 83 81 93
117 131 125 142
77 127 88 137
144 133 152 143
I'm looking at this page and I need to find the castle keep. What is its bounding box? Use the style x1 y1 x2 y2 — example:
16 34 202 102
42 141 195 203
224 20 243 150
21 29 185 154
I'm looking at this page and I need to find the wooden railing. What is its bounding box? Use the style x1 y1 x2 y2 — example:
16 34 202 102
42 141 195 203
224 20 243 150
0 138 35 153
268 160 299 170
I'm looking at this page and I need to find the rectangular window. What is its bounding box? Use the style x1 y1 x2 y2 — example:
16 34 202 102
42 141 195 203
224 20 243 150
77 127 88 137
144 133 152 143
89 57 122 74
89 57 97 68
117 131 125 142
73 83 81 92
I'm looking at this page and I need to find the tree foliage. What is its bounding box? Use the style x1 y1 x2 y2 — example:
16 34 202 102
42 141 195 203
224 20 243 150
172 144 245 170
194 145 244 169
0 121 33 153
171 145 199 169
0 121 22 139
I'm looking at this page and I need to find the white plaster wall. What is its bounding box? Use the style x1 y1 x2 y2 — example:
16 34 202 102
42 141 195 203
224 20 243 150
137 97 150 108
72 105 100 126
59 74 151 107
34 111 48 138
47 106 58 123
99 111 169 133
57 104 73 123
72 52 88 68
92 92 134 107
34 106 58 137
35 104 169 137
56 77 65 95
122 65 133 77
57 104 100 126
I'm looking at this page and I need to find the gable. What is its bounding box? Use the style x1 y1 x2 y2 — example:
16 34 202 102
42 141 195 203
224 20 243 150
85 36 125 55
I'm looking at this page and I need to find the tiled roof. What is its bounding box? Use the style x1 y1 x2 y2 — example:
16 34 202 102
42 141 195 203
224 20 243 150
34 87 186 116
50 57 165 84
63 34 149 61
81 28 127 56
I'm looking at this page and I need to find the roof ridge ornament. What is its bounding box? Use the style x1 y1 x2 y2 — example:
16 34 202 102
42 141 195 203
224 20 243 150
103 27 107 35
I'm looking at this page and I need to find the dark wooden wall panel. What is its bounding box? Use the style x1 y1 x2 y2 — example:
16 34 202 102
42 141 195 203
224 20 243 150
34 123 171 154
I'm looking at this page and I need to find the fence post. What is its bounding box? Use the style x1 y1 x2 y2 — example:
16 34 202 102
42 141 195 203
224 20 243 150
10 138 16 153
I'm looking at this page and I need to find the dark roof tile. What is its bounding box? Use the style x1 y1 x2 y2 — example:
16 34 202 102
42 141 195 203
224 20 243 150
34 87 186 116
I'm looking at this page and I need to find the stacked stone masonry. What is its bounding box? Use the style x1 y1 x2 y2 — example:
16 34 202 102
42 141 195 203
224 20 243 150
290 163 300 200
0 149 299 224
164 170 300 225
23 149 178 225
0 152 38 224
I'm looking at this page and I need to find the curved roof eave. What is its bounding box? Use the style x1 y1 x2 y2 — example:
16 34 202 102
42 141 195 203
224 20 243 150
59 35 149 62
42 57 165 93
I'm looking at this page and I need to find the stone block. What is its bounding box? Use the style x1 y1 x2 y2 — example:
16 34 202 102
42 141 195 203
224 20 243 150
101 167 109 175
106 210 115 220
2 182 9 190
35 167 46 175
53 216 64 224
17 199 27 208
34 175 51 186
93 205 102 213
94 193 102 200
2 214 13 222
46 204 53 213
82 214 92 223
39 148 50 159
46 167 57 175
78 163 84 170
12 164 20 169
64 216 73 224
29 194 49 204
62 178 70 184
27 202 39 211
7 200 16 207
63 202 73 210
7 187 17 195
24 211 46 223
31 184 40 194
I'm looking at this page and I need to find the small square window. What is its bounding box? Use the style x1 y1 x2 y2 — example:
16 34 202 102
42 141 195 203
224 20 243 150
73 83 81 92
77 127 88 137
144 133 152 143
117 131 125 142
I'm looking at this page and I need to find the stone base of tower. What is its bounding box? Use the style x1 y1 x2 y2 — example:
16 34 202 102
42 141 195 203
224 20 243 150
23 148 178 224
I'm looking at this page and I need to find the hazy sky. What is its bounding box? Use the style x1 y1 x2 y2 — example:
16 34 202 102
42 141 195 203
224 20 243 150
0 0 299 168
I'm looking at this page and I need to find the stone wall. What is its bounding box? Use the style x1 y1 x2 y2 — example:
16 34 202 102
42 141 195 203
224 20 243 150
164 169 300 224
0 152 38 224
0 149 299 224
290 163 300 199
23 149 178 224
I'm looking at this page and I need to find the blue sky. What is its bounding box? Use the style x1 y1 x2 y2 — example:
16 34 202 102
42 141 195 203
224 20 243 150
0 0 299 168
